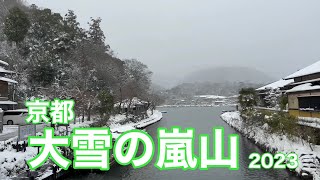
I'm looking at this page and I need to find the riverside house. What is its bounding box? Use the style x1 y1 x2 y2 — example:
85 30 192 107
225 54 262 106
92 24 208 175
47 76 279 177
256 60 320 119
114 97 150 116
0 60 17 133
283 61 320 118
0 60 17 111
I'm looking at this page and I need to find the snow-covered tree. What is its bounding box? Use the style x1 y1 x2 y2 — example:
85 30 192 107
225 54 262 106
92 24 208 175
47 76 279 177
88 17 106 48
263 88 282 109
0 2 154 119
4 7 30 43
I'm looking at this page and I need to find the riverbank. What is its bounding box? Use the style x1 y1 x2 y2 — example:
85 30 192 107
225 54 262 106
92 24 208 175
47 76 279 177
220 111 320 180
108 110 163 130
158 104 237 108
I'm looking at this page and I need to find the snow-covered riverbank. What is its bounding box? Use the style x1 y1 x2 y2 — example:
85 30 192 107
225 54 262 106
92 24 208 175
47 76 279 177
109 110 163 131
221 111 320 180
158 104 237 108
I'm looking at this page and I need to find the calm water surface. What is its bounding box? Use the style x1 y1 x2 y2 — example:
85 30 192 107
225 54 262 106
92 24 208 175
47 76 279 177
67 106 300 180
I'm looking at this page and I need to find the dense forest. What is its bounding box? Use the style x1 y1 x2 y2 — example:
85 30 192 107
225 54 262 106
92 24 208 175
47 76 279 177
0 0 162 121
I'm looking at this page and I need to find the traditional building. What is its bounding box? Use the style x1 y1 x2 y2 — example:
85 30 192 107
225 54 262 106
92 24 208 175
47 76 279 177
0 60 17 110
284 61 320 118
114 97 149 116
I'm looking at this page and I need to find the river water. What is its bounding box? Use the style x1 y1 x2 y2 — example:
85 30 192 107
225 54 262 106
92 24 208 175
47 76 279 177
67 106 300 180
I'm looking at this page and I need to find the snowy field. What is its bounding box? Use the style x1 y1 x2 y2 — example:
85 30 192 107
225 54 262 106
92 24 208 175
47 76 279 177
221 111 320 180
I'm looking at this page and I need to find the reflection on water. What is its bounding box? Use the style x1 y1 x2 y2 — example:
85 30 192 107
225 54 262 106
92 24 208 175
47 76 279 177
67 106 300 180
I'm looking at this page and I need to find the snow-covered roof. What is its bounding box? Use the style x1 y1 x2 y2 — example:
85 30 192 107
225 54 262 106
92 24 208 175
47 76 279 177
114 97 148 108
285 61 320 79
0 60 9 66
0 101 17 105
0 77 17 84
256 79 294 91
0 67 14 74
286 83 320 93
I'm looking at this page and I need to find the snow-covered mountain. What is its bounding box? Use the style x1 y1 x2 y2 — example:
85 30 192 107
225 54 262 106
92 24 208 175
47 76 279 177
183 66 275 84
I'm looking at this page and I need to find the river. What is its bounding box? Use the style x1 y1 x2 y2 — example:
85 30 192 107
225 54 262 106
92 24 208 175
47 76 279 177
67 106 300 180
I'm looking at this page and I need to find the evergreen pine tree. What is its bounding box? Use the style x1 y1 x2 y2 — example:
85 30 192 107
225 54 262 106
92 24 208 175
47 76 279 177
4 7 30 43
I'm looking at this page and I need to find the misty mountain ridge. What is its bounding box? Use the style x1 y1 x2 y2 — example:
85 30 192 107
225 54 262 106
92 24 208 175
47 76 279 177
161 66 275 104
166 81 262 97
183 66 276 84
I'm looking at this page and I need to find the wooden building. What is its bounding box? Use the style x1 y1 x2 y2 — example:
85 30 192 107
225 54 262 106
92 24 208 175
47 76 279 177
0 60 17 110
0 60 17 133
283 61 320 118
114 97 150 116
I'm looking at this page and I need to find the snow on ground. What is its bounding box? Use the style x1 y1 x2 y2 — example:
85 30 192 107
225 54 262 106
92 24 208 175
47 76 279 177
299 117 320 129
109 114 132 125
0 120 94 179
221 111 320 179
135 110 163 128
108 110 163 130
108 110 162 139
0 135 39 180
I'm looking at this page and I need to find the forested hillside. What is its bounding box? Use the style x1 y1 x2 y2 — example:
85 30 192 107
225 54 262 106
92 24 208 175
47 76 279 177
0 0 160 120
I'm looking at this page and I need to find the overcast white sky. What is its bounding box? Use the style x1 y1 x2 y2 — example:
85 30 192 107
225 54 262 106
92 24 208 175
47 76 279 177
27 0 320 87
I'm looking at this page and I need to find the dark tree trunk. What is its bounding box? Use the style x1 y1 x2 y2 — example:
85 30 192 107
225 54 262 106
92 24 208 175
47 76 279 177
82 108 85 123
87 107 91 121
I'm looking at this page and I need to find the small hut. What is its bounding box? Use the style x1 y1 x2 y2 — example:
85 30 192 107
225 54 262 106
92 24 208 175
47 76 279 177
115 97 149 116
